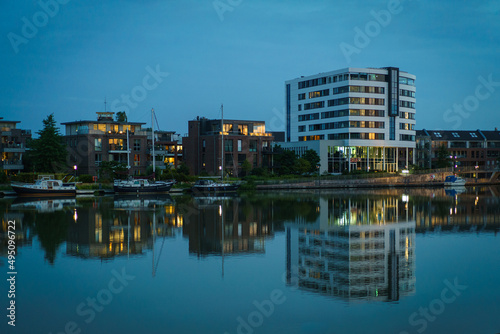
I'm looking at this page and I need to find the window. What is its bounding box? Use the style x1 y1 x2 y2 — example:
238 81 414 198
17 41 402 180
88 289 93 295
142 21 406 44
134 139 141 150
470 132 478 138
223 124 233 133
224 139 233 152
238 125 248 135
225 153 233 166
95 138 102 151
249 140 257 152
298 93 306 100
95 154 102 166
298 105 302 111
452 132 460 138
237 140 242 152
134 154 140 166
434 132 442 138
238 154 246 166
298 125 306 132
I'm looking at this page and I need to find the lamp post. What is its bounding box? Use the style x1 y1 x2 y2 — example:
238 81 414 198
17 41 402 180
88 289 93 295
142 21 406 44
316 163 321 187
73 165 77 181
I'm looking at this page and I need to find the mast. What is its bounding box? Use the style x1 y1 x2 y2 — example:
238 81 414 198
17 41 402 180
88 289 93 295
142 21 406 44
126 128 130 169
221 104 224 181
152 108 155 180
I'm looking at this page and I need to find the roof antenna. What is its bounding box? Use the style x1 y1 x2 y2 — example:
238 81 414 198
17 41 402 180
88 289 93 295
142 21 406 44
104 97 107 112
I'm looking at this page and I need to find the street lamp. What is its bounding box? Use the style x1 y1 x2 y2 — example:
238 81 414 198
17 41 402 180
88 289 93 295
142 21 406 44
73 165 77 180
316 163 321 187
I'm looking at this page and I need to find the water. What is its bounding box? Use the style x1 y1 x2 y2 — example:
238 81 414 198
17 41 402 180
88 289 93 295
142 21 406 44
1 188 499 334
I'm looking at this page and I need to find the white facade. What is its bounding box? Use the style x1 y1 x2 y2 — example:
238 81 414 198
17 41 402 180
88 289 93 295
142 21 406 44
284 67 416 173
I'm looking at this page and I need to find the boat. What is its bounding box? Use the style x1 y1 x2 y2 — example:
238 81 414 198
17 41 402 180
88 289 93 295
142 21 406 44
11 175 76 196
444 175 466 187
191 179 239 194
113 108 174 195
114 178 174 194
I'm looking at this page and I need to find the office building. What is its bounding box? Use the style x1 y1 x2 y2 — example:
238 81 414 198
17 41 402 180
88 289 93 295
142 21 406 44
284 67 416 173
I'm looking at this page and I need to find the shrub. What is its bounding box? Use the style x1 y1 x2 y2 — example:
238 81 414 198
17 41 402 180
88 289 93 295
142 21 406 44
78 174 94 183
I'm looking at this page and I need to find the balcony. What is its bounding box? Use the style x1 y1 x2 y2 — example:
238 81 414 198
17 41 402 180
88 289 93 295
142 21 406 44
108 145 130 153
1 143 26 153
1 160 24 170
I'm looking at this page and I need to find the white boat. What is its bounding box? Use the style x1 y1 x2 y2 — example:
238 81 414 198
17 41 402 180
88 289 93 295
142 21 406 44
444 175 466 187
11 175 76 196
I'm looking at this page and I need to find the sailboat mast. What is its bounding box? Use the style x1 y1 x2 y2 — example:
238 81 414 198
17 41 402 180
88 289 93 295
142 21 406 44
127 128 130 169
152 108 155 179
221 104 224 181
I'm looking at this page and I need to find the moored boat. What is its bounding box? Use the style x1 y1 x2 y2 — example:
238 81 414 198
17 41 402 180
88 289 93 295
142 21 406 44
444 175 466 187
11 176 76 196
114 178 174 194
191 179 239 194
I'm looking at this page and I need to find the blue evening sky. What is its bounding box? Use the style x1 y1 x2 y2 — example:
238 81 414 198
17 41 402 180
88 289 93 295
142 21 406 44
1 0 499 137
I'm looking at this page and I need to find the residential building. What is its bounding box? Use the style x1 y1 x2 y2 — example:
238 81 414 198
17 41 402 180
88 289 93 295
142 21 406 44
183 117 275 176
62 112 148 176
0 118 31 174
284 67 416 173
136 129 183 170
416 129 500 170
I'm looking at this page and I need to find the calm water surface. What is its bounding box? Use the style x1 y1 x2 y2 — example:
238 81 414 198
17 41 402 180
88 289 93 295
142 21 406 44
1 187 499 334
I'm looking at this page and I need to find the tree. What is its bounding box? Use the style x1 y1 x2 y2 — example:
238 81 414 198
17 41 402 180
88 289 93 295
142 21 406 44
294 158 311 175
436 145 452 168
241 159 252 177
302 149 320 173
99 161 128 180
274 149 297 175
28 114 67 173
116 111 127 122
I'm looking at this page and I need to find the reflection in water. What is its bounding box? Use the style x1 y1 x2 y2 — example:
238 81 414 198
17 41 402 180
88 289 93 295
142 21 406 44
1 187 499 269
286 196 416 302
182 196 274 257
66 196 181 260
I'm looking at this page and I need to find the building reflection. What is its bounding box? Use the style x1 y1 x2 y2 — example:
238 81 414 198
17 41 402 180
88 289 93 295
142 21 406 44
182 197 274 257
66 196 182 260
286 196 416 302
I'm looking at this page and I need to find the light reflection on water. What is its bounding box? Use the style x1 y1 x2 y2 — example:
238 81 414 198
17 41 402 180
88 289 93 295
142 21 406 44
1 187 499 334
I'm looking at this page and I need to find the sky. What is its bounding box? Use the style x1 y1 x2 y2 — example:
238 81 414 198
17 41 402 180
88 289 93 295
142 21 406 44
1 0 499 137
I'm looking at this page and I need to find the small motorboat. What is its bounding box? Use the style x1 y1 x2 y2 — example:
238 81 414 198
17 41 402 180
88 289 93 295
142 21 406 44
11 176 76 196
444 175 466 187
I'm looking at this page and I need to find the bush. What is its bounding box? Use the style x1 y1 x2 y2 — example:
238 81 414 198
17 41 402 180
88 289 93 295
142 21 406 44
78 174 94 183
0 171 8 184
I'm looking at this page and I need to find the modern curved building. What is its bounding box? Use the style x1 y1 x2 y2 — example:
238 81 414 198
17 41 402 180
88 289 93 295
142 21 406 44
284 67 416 173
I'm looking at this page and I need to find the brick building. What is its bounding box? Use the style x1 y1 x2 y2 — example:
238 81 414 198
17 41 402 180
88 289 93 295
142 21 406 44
416 129 500 170
183 117 275 176
0 118 31 174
